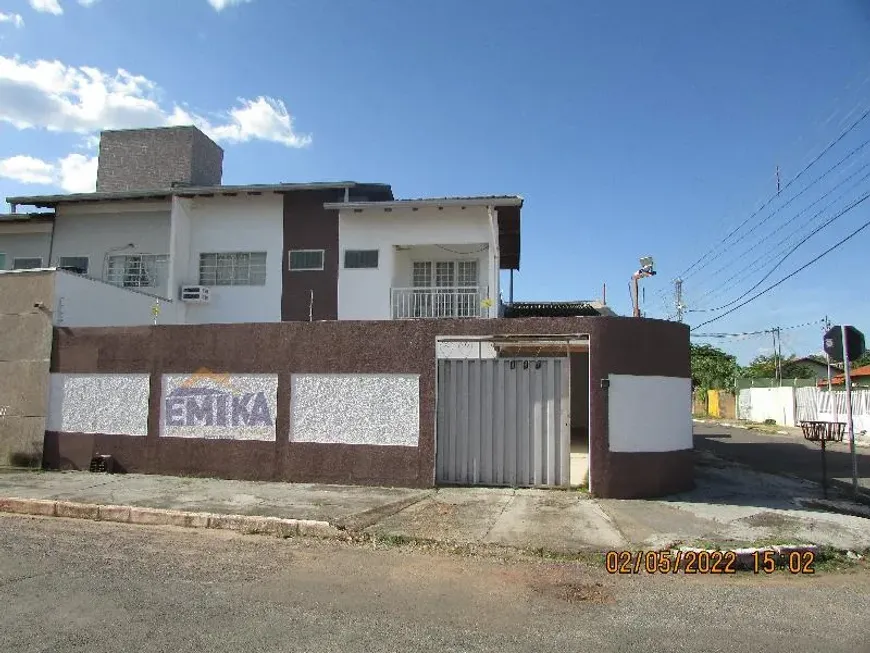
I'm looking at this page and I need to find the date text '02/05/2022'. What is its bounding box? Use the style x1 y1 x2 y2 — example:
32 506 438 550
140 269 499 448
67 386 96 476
605 550 816 575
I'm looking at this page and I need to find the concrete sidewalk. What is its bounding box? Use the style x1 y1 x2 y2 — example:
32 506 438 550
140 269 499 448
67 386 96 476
2 450 870 554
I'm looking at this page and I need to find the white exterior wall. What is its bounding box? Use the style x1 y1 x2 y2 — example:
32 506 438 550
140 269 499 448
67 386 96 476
607 375 693 452
738 387 798 426
50 202 172 297
0 224 52 269
168 197 193 324
180 195 283 324
53 269 179 326
337 206 496 320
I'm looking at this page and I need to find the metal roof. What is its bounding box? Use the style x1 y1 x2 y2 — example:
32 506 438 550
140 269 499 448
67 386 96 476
0 212 55 222
7 181 394 208
503 301 606 318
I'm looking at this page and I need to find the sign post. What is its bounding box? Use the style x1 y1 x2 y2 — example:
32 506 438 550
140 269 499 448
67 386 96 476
824 325 866 497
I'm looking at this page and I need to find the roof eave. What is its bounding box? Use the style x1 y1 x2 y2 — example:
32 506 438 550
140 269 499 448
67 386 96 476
7 181 394 208
323 197 523 210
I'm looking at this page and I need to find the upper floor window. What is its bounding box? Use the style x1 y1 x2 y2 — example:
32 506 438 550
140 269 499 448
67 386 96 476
288 249 324 271
59 256 89 275
106 254 168 288
12 257 43 270
199 252 267 286
344 249 379 269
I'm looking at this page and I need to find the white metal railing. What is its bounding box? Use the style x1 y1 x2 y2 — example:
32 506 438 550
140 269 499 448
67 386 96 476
392 287 487 319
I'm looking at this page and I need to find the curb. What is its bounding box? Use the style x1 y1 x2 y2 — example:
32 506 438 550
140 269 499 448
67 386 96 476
0 497 342 539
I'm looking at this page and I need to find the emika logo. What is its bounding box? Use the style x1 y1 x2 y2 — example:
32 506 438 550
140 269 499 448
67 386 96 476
165 369 273 427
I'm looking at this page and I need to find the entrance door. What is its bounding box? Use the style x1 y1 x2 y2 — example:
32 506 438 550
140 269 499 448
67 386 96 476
436 357 570 487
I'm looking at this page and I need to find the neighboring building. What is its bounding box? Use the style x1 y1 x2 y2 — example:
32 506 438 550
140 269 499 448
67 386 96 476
1 126 548 326
0 213 54 272
819 363 870 389
792 356 832 379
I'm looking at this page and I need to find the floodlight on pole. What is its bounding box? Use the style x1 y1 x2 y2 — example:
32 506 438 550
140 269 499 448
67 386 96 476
631 255 656 318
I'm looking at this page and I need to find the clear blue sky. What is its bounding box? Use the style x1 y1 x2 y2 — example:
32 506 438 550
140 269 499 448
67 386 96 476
2 0 869 365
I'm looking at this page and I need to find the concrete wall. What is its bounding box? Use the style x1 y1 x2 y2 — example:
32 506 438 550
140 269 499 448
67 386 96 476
46 316 691 498
0 222 52 269
51 202 172 297
96 126 223 192
0 270 54 467
54 269 178 327
337 206 495 320
181 195 284 324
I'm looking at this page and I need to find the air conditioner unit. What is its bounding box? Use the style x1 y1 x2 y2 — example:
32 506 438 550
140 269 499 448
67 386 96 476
179 285 210 303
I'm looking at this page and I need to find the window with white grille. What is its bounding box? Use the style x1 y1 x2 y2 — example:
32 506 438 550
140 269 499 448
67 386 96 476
199 252 267 286
106 254 168 288
457 260 478 287
412 261 432 287
412 260 478 288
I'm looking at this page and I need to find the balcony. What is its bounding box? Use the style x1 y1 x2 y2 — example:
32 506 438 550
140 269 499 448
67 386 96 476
391 287 488 319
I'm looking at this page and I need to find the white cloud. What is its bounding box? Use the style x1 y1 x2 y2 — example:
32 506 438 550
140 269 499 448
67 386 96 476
207 0 253 10
0 153 97 192
0 12 25 28
0 55 312 148
28 0 63 15
57 153 98 192
78 0 100 6
0 155 55 184
206 97 312 148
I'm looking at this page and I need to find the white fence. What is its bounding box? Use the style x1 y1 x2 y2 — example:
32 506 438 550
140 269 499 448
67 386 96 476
738 385 870 433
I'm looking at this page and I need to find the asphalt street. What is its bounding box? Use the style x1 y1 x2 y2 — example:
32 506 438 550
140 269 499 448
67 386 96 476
2 516 869 653
693 423 870 494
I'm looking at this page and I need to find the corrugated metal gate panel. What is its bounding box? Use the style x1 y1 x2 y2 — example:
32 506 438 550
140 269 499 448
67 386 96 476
436 358 570 487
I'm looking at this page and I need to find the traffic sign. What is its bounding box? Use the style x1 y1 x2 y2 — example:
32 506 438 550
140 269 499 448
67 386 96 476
823 325 865 363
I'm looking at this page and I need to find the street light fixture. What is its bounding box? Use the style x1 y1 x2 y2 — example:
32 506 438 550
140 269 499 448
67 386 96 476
631 255 656 318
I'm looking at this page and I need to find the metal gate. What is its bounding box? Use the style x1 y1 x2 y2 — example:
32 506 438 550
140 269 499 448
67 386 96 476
436 358 570 487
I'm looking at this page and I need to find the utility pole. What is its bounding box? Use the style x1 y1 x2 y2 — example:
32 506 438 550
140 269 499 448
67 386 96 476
770 327 782 385
824 316 833 392
674 278 684 322
775 326 783 384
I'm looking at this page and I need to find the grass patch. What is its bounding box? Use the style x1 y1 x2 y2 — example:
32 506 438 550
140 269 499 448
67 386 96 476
684 537 814 550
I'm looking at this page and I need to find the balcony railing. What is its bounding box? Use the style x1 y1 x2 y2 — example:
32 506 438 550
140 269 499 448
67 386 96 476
391 287 487 319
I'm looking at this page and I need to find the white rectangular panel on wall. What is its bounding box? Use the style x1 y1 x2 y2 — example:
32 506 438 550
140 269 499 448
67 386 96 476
607 375 692 452
160 372 278 441
48 374 150 436
290 374 420 446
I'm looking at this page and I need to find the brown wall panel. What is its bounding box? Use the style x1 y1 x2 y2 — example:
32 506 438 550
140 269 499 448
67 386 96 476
47 316 692 497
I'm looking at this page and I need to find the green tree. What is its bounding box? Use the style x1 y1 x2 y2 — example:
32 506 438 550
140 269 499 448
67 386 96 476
742 354 815 379
690 343 739 396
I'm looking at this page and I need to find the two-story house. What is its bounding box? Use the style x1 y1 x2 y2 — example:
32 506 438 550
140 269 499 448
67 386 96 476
1 125 523 327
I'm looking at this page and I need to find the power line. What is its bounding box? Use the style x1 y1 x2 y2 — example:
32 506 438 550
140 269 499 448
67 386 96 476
687 157 870 307
652 75 870 312
691 213 870 330
692 318 824 338
684 136 870 281
687 190 870 314
675 101 870 281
